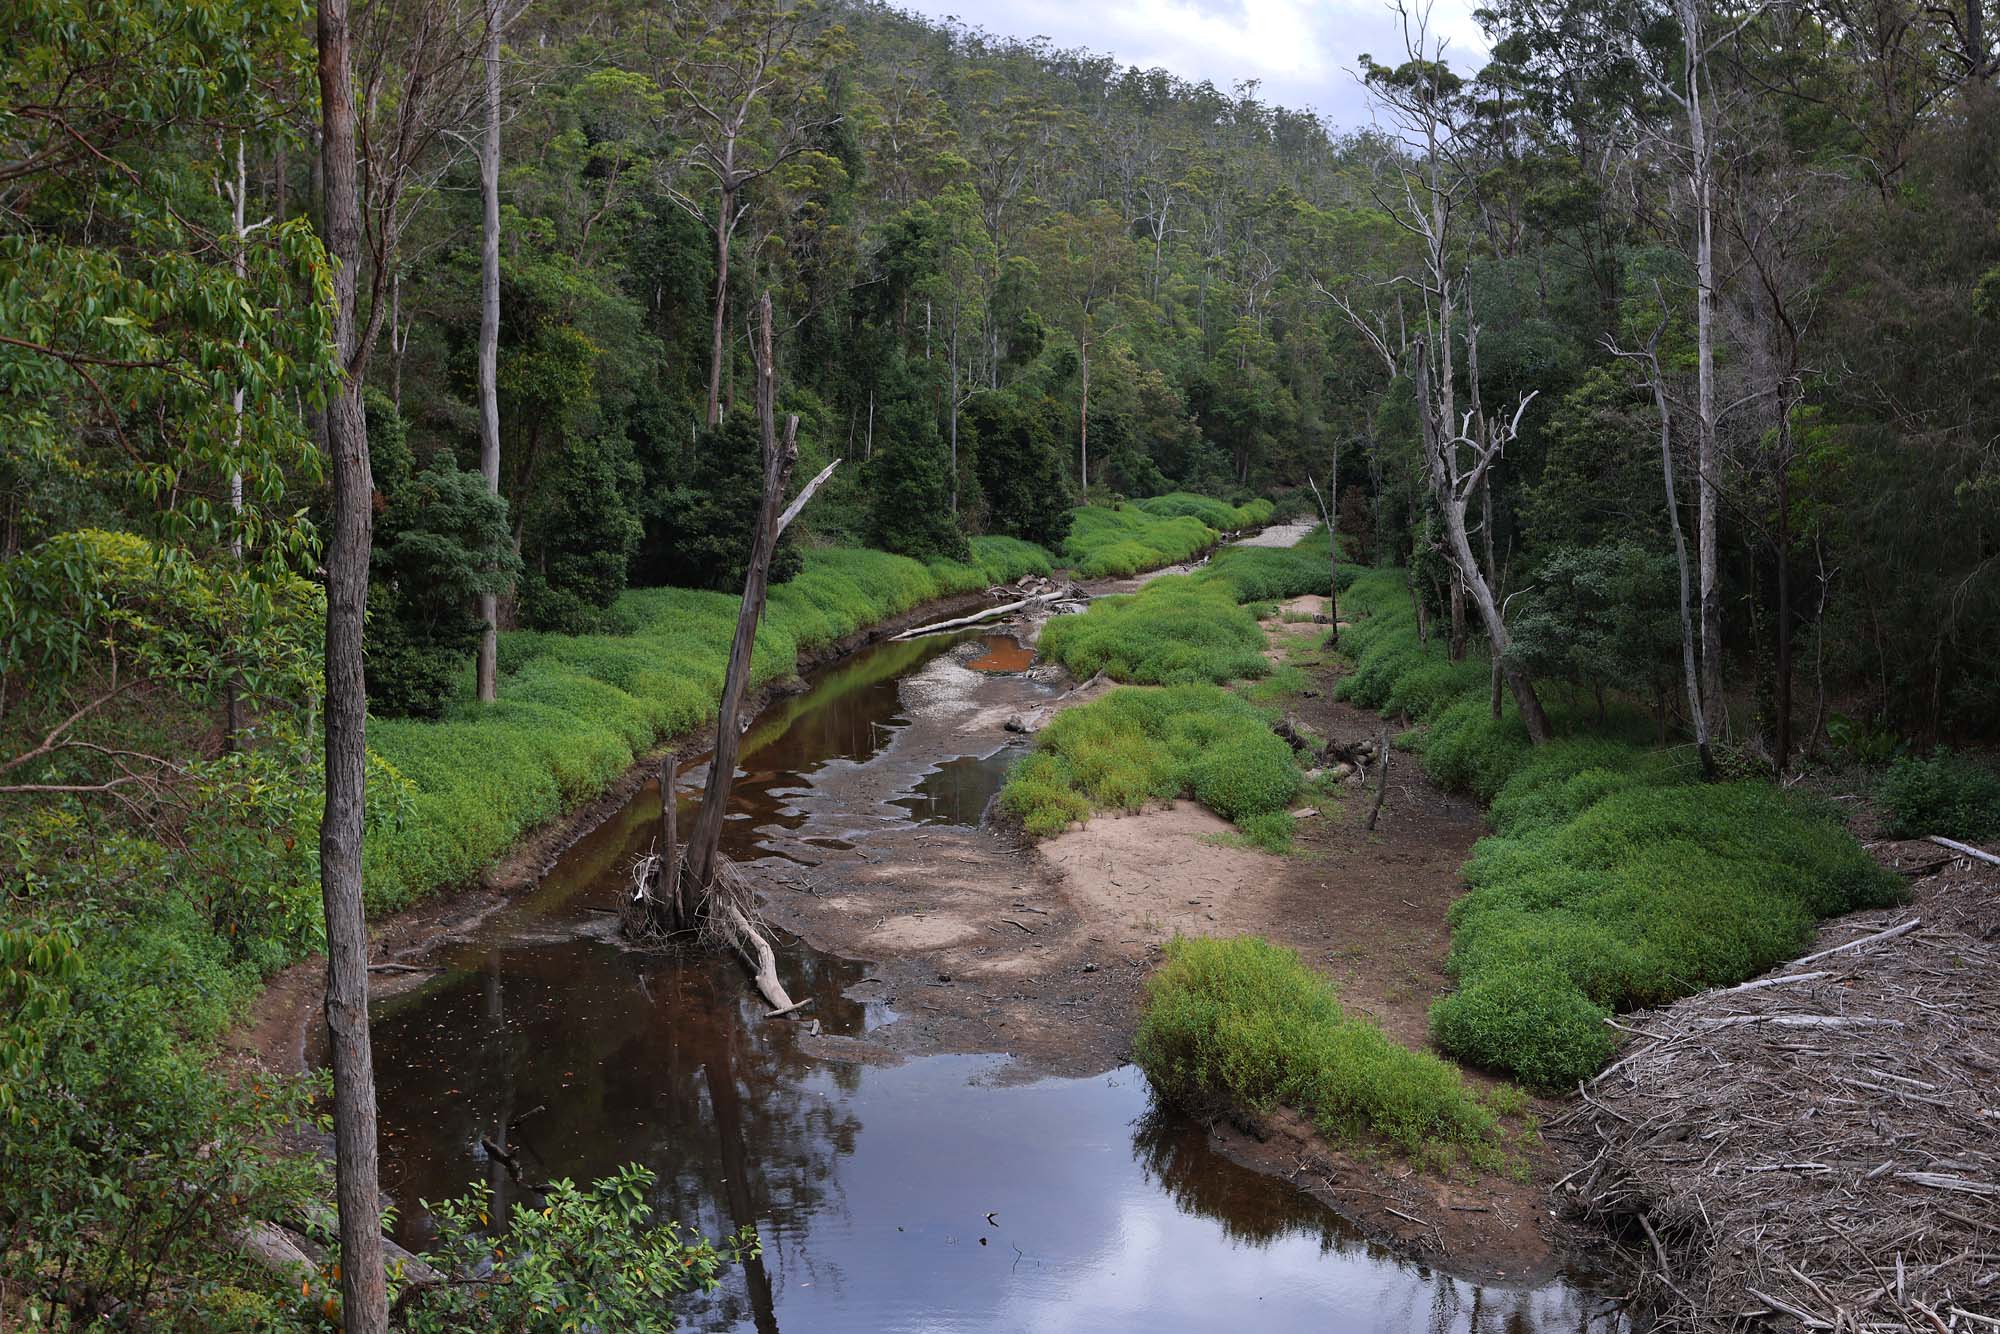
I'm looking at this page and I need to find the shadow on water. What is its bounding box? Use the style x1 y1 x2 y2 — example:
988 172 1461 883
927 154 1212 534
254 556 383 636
366 631 1631 1333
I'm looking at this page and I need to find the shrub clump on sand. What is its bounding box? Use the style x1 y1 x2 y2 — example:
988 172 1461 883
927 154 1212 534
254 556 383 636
1037 577 1270 685
1134 936 1512 1168
1000 684 1299 840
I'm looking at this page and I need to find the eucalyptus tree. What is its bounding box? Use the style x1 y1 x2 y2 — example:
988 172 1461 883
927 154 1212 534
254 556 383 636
656 0 843 426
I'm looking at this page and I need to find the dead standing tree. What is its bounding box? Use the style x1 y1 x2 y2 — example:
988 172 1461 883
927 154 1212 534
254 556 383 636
1363 0 1554 743
624 291 838 1013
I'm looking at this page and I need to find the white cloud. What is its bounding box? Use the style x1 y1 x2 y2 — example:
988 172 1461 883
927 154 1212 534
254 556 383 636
893 0 1489 128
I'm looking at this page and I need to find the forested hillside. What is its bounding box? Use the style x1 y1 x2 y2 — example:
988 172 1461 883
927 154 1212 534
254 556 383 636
3 0 1998 1325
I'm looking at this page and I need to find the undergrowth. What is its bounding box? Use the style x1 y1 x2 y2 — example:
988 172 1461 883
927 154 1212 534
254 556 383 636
1134 492 1276 532
999 684 1300 840
1877 747 2000 842
1336 569 1903 1090
1062 503 1220 579
1134 936 1519 1172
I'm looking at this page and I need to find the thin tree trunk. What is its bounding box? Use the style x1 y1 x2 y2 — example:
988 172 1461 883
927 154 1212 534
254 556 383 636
1683 0 1725 734
1644 337 1712 774
948 323 960 513
475 0 503 705
705 183 734 428
1077 339 1090 493
315 0 388 1323
1775 412 1793 773
684 293 797 899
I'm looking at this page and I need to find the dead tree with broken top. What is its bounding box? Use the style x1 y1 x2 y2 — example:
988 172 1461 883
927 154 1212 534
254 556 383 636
624 291 838 1013
1362 0 1554 744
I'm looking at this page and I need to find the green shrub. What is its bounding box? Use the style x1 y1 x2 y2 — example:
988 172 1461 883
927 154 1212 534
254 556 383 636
405 1165 753 1332
1038 576 1270 685
1135 492 1276 531
1429 965 1615 1091
1135 936 1506 1166
1000 685 1299 839
1063 503 1218 578
1332 566 1903 1090
1878 748 2000 841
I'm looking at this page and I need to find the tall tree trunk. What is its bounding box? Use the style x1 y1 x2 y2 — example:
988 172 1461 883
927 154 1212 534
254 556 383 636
315 0 388 1325
1683 0 1726 734
1644 341 1713 775
684 294 797 899
705 183 735 428
947 322 960 513
1414 338 1551 743
475 0 503 705
1775 408 1793 773
1077 339 1090 494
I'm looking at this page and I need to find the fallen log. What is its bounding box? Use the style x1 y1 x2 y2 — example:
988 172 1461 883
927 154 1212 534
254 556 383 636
890 597 1032 641
1927 834 2000 867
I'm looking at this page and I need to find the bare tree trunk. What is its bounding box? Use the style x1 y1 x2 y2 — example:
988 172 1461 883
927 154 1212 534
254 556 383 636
1682 0 1726 735
315 0 387 1324
948 322 960 513
683 293 798 899
1414 338 1552 743
475 0 503 705
705 183 735 428
1775 408 1793 773
1643 336 1713 775
1077 339 1090 493
1448 575 1467 661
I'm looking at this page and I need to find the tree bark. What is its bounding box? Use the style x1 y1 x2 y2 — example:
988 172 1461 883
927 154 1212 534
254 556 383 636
705 182 734 428
475 0 503 705
1077 338 1090 493
1645 348 1713 775
1682 0 1726 734
315 0 388 1325
683 293 797 898
1414 338 1552 744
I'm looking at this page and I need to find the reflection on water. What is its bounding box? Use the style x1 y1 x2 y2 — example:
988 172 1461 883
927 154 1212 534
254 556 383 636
891 747 1020 827
367 631 1628 1333
965 633 1036 673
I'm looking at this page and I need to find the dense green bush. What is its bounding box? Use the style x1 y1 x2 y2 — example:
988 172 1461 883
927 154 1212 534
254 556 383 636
1000 684 1299 839
638 413 805 592
1134 936 1508 1168
1332 568 1902 1090
1038 576 1270 685
1063 503 1218 578
1198 531 1350 603
363 537 1052 912
1135 492 1276 531
966 390 1075 548
366 459 520 720
1878 748 2000 841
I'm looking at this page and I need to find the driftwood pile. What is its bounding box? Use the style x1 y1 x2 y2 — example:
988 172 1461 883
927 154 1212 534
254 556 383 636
1274 714 1381 778
1554 843 2000 1333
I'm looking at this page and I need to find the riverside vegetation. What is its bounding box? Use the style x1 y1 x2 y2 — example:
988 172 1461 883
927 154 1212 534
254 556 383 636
7 0 2000 1322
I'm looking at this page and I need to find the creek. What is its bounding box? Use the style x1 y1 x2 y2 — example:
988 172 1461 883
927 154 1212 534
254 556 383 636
363 628 1626 1332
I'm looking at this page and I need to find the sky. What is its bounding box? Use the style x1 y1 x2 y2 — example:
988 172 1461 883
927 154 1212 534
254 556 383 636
886 0 1490 131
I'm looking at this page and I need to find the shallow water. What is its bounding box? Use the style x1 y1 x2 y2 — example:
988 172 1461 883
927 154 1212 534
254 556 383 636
366 630 1628 1332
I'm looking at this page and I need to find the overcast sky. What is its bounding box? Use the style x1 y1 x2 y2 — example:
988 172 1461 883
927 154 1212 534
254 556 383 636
888 0 1489 131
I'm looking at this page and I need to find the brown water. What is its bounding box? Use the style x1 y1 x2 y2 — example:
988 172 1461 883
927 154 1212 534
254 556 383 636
367 631 1630 1333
